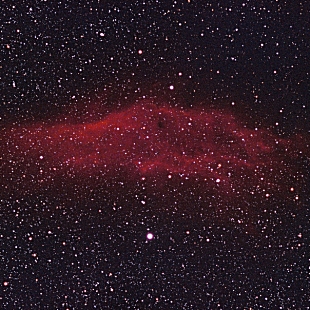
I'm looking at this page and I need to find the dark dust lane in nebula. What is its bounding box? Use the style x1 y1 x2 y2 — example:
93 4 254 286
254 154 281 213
2 101 308 230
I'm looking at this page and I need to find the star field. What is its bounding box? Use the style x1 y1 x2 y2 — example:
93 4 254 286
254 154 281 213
1 1 309 309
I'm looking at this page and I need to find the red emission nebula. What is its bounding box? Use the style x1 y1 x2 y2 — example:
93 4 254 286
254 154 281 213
1 101 309 225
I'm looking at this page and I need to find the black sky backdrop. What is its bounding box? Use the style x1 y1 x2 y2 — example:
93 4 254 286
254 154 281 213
1 1 310 309
2 1 309 129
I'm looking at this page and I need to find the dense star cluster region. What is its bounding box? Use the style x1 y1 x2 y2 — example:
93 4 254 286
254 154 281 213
1 1 309 309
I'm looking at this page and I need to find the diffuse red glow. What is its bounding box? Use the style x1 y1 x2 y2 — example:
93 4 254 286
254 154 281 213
1 101 308 221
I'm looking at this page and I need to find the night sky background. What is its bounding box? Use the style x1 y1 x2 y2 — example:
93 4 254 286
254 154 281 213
1 1 310 309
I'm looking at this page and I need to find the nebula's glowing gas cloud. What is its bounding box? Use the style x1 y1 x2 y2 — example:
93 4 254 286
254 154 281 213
1 101 308 224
